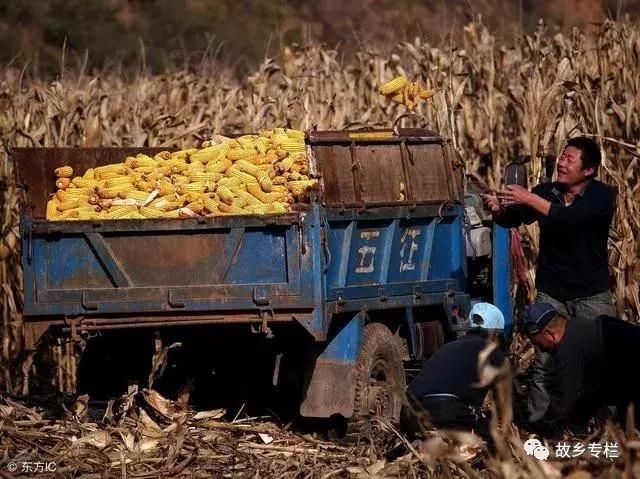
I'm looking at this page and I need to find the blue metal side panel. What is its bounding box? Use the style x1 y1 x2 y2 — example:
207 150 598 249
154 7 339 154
320 312 364 362
325 205 467 307
428 212 467 284
493 225 513 338
223 229 288 284
22 212 319 318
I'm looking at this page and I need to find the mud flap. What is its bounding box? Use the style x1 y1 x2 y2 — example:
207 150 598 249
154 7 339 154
299 312 364 418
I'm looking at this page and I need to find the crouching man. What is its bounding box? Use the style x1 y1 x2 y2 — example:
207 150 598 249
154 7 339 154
400 302 507 446
523 302 640 435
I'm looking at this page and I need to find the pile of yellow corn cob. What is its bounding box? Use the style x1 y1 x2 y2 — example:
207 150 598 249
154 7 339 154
46 128 317 220
378 75 436 111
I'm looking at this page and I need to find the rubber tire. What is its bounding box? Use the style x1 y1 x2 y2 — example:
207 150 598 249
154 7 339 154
349 323 407 436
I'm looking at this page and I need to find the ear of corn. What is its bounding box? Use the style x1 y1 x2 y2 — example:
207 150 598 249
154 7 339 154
54 166 74 178
56 178 71 189
378 75 408 95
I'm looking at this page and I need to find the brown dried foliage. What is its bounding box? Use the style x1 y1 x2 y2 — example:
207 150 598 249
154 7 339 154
0 20 639 477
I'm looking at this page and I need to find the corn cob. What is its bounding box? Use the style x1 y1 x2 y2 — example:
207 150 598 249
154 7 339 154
104 206 137 219
154 151 172 161
171 175 190 185
177 182 207 195
273 176 286 185
54 166 74 178
227 148 258 162
271 185 289 194
120 190 152 202
287 179 317 191
57 209 81 220
227 167 256 184
244 205 267 215
270 202 288 213
72 177 101 188
156 201 182 212
111 198 139 207
202 196 221 214
256 171 273 192
218 202 248 215
55 177 71 189
205 158 233 174
187 161 206 173
57 200 80 212
186 200 205 214
235 190 264 208
46 199 60 219
171 163 189 175
155 166 173 176
246 183 285 203
378 75 409 95
285 129 305 140
94 163 126 176
64 187 95 197
217 177 243 190
190 145 227 164
178 207 198 218
216 185 235 205
135 180 154 192
104 176 135 188
82 168 96 180
97 186 126 199
139 207 164 219
279 139 305 154
188 172 223 183
157 180 176 196
234 160 260 176
169 151 188 162
133 154 158 168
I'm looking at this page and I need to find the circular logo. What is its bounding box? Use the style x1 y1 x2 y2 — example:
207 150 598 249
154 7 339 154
7 462 17 472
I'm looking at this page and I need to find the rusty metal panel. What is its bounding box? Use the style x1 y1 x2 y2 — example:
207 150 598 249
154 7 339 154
313 145 357 206
311 129 459 208
356 145 405 204
405 144 454 202
12 147 168 219
443 141 465 202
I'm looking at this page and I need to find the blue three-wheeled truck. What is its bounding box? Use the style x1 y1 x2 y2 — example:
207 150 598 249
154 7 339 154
14 127 514 426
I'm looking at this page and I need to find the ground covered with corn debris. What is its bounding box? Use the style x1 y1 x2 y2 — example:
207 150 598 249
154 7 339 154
1 378 638 479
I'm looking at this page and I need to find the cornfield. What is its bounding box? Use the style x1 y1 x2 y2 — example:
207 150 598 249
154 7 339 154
1 16 639 478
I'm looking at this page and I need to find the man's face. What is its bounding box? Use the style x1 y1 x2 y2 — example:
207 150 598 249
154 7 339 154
528 329 556 351
556 146 594 186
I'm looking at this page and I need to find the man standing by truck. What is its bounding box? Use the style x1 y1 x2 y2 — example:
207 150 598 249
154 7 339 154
481 136 616 424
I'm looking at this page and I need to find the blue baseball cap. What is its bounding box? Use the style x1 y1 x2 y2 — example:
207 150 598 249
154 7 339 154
523 302 558 335
469 302 505 331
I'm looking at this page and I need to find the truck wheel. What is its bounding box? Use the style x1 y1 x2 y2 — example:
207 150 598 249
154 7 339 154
350 323 406 434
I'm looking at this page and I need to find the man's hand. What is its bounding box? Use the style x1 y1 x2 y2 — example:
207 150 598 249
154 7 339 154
498 185 534 207
480 190 504 214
